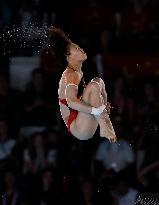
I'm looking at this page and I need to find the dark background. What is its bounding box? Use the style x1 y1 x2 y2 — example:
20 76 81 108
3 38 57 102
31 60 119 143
0 0 159 204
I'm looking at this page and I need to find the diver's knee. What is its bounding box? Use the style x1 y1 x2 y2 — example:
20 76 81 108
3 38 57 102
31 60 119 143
91 77 101 82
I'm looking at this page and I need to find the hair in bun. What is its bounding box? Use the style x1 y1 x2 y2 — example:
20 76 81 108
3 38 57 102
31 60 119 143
48 26 72 67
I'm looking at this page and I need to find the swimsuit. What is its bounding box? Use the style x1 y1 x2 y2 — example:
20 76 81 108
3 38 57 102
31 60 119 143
59 97 78 134
58 76 87 135
59 70 101 135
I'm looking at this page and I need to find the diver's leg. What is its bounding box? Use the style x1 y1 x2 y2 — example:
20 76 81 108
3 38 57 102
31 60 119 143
74 77 116 142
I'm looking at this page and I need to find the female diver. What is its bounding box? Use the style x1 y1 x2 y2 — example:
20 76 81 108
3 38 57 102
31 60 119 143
48 27 117 143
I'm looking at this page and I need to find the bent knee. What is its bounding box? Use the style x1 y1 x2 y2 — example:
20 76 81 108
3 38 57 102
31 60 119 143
91 77 102 83
92 77 104 86
82 78 103 98
88 81 101 93
91 77 104 90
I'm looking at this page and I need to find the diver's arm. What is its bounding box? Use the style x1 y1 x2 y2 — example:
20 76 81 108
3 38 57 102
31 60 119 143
65 71 105 115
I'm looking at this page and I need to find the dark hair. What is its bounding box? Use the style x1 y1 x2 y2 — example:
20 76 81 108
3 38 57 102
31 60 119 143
48 26 71 68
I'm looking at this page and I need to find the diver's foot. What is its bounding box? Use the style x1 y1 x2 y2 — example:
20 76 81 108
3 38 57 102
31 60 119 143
100 129 117 143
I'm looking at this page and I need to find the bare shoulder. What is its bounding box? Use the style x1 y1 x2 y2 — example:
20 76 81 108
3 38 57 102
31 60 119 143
64 69 81 85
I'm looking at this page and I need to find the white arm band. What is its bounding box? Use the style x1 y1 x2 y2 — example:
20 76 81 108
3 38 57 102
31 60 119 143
91 105 106 116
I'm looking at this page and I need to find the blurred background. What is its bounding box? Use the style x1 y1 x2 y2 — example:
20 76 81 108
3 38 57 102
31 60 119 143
0 0 159 204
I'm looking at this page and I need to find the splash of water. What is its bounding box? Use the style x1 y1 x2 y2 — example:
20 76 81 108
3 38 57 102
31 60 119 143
0 21 49 56
134 193 159 205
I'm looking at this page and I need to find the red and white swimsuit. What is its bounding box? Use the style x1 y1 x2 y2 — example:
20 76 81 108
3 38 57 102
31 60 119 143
59 97 78 134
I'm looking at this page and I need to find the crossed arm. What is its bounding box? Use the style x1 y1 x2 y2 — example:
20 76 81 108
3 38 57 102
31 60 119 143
64 70 105 115
65 71 93 114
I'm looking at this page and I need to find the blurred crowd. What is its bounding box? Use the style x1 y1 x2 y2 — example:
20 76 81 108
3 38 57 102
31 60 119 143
0 0 159 205
1 0 159 56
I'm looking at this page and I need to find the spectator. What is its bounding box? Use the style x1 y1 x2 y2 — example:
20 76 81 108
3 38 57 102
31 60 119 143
0 0 11 25
111 173 138 205
137 82 158 120
40 48 61 116
79 179 97 205
137 160 159 191
110 75 135 125
0 73 23 127
70 0 113 35
0 120 16 171
39 168 60 205
136 117 159 173
23 132 55 174
93 28 119 79
23 68 53 126
12 132 27 173
44 129 59 169
122 2 147 34
0 171 23 205
122 1 147 53
1 0 159 202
